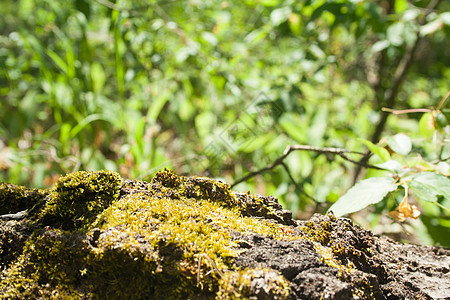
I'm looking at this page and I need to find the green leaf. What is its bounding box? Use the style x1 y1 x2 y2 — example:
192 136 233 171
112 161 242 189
147 93 169 123
420 19 444 37
387 22 404 46
244 26 270 44
435 112 449 130
288 13 302 35
75 0 90 19
308 106 328 146
437 162 450 175
371 40 390 53
195 111 215 139
328 177 398 217
361 139 390 162
395 0 408 13
279 114 306 143
91 62 106 93
270 7 292 26
46 49 68 74
70 114 113 139
375 160 402 173
254 0 280 7
201 31 218 46
419 112 435 138
408 172 450 202
441 12 450 25
420 214 450 247
386 133 411 155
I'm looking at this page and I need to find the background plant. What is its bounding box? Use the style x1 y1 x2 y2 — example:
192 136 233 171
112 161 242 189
329 94 449 245
1 0 449 245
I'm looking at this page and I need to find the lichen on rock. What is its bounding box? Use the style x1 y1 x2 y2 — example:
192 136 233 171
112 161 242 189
0 169 449 299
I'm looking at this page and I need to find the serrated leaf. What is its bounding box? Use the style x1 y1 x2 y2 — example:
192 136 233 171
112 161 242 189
408 172 450 202
386 133 412 155
328 177 398 217
361 139 390 162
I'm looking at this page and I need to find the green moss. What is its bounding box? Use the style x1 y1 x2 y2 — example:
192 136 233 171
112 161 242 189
39 170 123 229
0 230 88 299
1 169 296 299
91 184 290 298
1 169 377 299
217 268 291 300
99 169 295 298
152 168 181 188
0 183 47 215
300 220 332 245
152 168 242 210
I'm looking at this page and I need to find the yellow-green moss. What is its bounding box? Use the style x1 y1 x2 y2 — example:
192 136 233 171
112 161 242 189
39 170 123 229
0 169 376 299
0 230 88 299
217 267 291 300
91 174 293 298
0 183 47 215
1 169 296 299
152 168 242 210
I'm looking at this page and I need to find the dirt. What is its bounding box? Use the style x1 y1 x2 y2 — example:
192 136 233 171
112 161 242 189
0 170 449 299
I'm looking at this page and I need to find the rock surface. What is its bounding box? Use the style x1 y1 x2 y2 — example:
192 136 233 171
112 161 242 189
0 169 449 299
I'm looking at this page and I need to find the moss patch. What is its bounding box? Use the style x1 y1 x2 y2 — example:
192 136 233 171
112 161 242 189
1 169 443 299
39 170 123 230
0 183 47 215
217 268 291 299
0 169 294 299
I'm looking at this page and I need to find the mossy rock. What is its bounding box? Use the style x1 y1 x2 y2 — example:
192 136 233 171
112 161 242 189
39 170 123 230
0 169 449 299
0 183 47 215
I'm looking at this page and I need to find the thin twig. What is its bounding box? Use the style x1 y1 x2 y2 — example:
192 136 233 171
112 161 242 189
287 145 364 155
382 91 448 115
197 254 225 288
337 152 385 171
231 145 387 196
381 108 431 115
436 91 449 111
280 162 316 202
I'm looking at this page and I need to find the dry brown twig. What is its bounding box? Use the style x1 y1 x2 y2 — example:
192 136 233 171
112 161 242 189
197 253 226 288
231 145 387 202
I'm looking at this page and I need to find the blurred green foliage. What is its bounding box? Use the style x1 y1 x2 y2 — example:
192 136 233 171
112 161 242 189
0 0 449 245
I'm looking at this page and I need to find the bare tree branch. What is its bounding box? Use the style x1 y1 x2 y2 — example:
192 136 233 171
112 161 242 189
280 162 316 202
231 145 387 201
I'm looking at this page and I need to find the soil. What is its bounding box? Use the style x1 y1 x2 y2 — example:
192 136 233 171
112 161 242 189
0 170 449 299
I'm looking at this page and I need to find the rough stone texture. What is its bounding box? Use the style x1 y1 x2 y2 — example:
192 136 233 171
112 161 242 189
0 170 449 299
233 212 450 299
